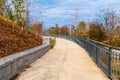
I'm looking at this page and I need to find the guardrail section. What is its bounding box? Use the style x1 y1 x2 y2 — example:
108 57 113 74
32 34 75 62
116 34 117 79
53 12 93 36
72 37 120 80
0 38 50 80
57 36 119 80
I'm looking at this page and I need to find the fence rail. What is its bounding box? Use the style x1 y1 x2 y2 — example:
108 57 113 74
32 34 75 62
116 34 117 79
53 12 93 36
54 36 120 80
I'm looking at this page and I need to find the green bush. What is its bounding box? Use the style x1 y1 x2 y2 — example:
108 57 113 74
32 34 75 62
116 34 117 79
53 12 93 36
50 37 56 48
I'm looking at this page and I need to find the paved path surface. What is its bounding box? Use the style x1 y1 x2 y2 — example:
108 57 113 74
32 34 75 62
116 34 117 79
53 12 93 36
16 38 110 80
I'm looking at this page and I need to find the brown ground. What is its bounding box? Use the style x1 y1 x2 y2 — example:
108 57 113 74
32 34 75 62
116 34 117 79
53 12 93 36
0 16 42 57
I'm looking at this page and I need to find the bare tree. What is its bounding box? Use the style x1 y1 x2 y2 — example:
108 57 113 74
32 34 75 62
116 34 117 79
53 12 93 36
109 11 119 31
25 0 30 29
96 9 111 32
96 9 120 32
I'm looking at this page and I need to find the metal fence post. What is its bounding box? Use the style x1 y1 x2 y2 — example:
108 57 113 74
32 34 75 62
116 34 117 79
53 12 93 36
109 47 113 80
96 45 98 64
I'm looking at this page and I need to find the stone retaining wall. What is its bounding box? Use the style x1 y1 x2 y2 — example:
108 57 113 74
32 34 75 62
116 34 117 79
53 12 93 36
0 38 50 80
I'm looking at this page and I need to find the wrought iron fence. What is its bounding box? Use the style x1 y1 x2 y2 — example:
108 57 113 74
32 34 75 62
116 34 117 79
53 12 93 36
70 37 120 80
54 35 120 80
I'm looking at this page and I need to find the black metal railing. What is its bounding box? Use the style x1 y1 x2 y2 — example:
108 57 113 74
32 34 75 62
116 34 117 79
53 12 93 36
53 35 120 80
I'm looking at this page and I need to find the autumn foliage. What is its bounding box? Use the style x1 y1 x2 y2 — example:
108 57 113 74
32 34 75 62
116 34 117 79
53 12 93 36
48 25 69 35
88 23 107 41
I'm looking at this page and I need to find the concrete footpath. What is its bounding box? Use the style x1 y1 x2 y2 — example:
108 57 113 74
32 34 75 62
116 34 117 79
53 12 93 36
16 38 110 80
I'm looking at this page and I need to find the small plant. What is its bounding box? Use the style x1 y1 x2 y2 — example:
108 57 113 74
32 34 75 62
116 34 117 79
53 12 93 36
50 37 56 48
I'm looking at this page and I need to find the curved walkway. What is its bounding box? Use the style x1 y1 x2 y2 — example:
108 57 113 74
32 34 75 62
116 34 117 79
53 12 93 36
16 38 110 80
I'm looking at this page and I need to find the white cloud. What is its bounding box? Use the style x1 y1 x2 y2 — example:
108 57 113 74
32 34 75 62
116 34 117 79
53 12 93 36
68 0 74 2
41 7 74 18
29 0 120 26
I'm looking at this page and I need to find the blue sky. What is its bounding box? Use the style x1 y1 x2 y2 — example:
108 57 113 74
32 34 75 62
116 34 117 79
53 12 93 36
29 0 120 28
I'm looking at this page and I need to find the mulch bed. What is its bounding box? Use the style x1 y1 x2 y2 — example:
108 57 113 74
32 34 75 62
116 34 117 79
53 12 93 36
0 17 42 57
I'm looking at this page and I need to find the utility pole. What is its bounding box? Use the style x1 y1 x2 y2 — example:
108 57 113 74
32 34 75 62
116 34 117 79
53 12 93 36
74 6 79 37
69 17 72 36
75 6 79 25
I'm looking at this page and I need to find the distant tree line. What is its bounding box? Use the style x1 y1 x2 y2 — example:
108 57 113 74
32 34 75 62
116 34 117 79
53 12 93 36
47 24 69 36
47 9 120 47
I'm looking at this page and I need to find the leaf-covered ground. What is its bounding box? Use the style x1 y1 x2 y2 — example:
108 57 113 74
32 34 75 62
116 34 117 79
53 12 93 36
0 16 42 58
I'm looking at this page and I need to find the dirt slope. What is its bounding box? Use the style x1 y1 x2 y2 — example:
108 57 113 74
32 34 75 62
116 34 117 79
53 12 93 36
0 16 42 57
